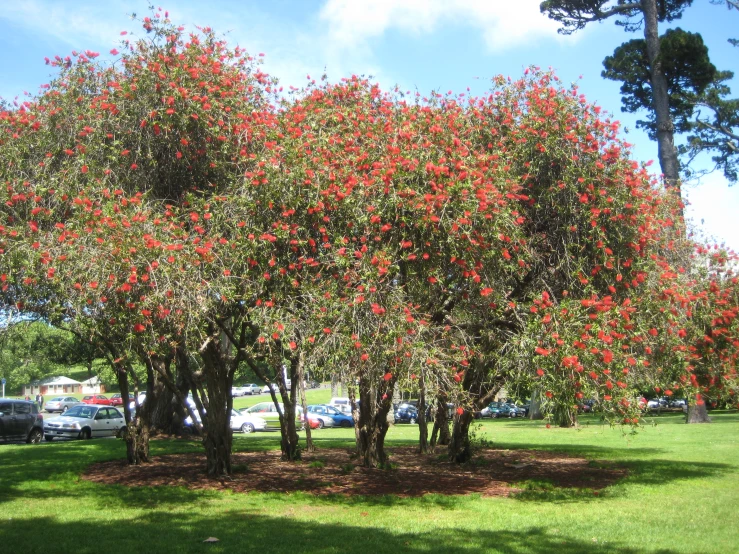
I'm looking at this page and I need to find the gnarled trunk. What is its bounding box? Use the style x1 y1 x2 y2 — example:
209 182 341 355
430 394 451 449
356 374 394 468
448 409 473 463
417 370 428 454
297 353 314 453
200 333 235 477
552 402 578 428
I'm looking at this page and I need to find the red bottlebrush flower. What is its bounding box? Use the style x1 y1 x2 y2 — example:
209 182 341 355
133 323 145 333
456 407 464 416
289 341 297 350
480 287 493 296
81 165 88 174
545 391 553 398
223 269 231 276
89 281 98 289
535 347 550 356
383 372 392 381
536 368 545 376
323 327 331 334
190 213 199 222
110 48 119 55
360 353 369 361
502 249 511 260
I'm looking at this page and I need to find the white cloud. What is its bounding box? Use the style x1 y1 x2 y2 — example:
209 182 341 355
319 0 563 52
684 172 739 252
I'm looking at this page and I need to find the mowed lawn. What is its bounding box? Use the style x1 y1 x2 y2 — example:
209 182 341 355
1 412 738 554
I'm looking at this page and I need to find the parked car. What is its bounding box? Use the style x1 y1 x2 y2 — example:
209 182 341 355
231 386 247 397
109 393 137 407
394 403 419 424
0 399 44 443
240 402 302 430
44 396 81 413
244 384 261 395
669 398 687 408
128 392 147 410
261 384 278 395
184 409 267 434
303 405 336 428
647 398 668 410
43 405 126 441
308 404 354 427
82 394 112 406
329 397 354 415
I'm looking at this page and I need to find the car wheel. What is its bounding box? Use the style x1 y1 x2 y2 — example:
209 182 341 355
45 435 54 442
341 420 353 428
316 419 325 429
62 405 68 413
27 428 43 444
116 426 128 439
241 423 255 434
409 417 416 425
79 428 91 440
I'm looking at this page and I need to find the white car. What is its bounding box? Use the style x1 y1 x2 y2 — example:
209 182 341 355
184 408 267 434
244 384 262 395
229 409 267 433
43 405 126 441
128 392 147 411
231 387 247 397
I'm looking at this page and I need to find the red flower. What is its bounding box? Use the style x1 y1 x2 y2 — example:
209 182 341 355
133 323 145 333
383 372 392 381
456 407 464 416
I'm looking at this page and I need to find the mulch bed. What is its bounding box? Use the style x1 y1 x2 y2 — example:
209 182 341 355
83 446 627 498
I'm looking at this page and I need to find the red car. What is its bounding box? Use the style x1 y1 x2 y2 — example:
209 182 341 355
108 393 132 406
81 394 112 406
300 413 322 430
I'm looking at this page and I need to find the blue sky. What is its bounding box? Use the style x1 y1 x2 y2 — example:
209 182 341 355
1 0 737 250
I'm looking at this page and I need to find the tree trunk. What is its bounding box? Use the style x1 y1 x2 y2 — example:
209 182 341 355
296 352 314 453
448 409 473 463
552 402 578 428
355 374 394 468
686 397 711 423
528 388 544 420
275 356 301 461
331 373 338 398
641 0 682 193
417 370 428 454
200 334 235 477
431 394 451 449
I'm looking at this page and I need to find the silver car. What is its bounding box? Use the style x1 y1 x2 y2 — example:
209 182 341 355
43 405 126 441
44 396 81 413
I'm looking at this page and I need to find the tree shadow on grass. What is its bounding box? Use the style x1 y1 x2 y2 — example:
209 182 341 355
1 512 690 554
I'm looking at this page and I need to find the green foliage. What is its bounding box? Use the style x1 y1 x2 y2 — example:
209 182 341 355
602 28 721 139
540 0 693 35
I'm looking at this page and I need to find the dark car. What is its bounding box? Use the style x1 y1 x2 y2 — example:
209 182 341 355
394 403 419 424
0 399 44 444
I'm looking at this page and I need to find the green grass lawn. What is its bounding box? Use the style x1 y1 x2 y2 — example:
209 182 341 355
1 412 738 553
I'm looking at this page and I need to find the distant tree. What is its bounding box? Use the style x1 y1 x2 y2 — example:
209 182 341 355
541 0 695 192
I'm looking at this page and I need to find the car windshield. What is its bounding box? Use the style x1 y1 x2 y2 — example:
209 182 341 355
63 406 95 419
50 397 64 402
83 396 93 400
324 406 342 415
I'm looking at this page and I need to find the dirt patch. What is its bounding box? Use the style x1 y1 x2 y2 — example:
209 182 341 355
83 446 627 498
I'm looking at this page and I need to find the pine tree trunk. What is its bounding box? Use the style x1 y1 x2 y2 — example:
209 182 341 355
448 409 473 463
641 0 681 193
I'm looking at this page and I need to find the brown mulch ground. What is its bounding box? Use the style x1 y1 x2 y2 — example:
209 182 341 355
83 446 627 498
